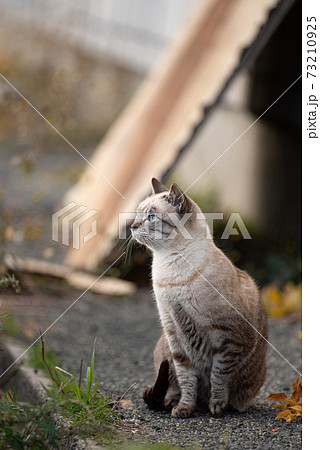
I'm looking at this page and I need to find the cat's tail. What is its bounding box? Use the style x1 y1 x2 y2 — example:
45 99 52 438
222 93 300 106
143 359 169 410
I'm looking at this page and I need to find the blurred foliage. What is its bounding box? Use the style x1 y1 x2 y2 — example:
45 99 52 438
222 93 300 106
0 313 23 338
0 338 120 448
185 187 220 213
0 32 140 149
115 221 301 290
0 388 60 449
0 273 20 293
28 342 62 373
22 219 43 241
261 282 301 317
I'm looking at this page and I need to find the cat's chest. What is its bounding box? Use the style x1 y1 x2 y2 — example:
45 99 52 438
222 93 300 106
153 274 197 311
152 258 201 293
152 275 201 326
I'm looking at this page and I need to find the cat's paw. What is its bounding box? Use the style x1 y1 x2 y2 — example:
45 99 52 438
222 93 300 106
171 404 194 418
164 393 180 409
209 398 228 415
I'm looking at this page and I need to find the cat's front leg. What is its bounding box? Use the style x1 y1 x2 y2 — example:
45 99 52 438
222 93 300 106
161 311 197 418
170 351 198 418
209 351 239 415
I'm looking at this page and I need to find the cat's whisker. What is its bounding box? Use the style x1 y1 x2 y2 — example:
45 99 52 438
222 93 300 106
120 235 132 250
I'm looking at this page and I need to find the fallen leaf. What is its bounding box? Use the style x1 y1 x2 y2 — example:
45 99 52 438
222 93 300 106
267 393 287 401
297 330 302 339
275 409 291 420
290 404 302 412
267 378 302 423
117 399 133 409
292 378 302 402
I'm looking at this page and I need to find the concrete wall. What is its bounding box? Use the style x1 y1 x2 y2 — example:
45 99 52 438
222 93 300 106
0 0 195 72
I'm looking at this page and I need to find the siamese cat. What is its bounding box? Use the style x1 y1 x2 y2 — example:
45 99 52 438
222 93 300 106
130 178 268 418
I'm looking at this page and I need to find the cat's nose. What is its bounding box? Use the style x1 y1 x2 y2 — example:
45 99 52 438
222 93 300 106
130 220 142 229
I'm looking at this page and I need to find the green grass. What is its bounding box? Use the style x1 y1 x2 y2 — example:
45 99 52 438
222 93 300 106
0 388 60 449
0 336 120 448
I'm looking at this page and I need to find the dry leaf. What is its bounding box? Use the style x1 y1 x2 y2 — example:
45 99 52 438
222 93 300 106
267 378 302 423
267 393 287 401
292 378 302 402
275 409 291 419
117 399 133 409
290 405 302 412
297 330 302 339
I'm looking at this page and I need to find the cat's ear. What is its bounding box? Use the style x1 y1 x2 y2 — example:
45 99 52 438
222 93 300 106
168 183 190 214
151 178 168 194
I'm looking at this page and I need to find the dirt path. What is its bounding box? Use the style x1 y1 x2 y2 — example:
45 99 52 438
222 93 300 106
2 289 302 449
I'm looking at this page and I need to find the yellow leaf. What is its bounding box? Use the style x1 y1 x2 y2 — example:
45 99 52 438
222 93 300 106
267 393 287 401
276 409 291 420
285 414 294 423
292 378 302 402
272 403 287 409
267 378 302 423
282 398 297 405
290 404 302 412
297 330 302 339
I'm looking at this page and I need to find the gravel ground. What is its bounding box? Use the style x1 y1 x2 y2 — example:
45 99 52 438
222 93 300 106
1 289 302 449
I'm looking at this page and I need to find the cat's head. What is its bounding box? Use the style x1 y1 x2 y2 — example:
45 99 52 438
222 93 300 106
130 178 207 251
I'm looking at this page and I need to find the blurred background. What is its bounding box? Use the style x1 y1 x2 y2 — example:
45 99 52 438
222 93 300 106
0 0 301 312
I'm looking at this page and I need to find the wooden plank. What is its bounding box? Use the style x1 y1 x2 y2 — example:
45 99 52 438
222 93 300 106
63 0 284 270
4 255 136 296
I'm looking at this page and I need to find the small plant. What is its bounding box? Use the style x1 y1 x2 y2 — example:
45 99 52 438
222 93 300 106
267 378 302 423
0 334 123 448
41 336 121 444
0 388 60 449
0 272 20 293
55 338 98 405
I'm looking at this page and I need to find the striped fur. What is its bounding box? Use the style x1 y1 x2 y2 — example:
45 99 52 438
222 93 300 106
131 179 268 418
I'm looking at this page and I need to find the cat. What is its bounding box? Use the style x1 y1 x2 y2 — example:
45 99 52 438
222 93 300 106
130 178 268 418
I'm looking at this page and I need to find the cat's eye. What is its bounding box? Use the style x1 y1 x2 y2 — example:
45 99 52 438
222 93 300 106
148 214 156 222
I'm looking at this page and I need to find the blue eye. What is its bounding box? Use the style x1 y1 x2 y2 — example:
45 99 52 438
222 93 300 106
148 214 156 222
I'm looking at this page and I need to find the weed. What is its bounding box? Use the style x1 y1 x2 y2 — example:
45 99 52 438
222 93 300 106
0 335 122 448
0 272 20 293
42 336 121 445
0 388 60 449
27 342 62 372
